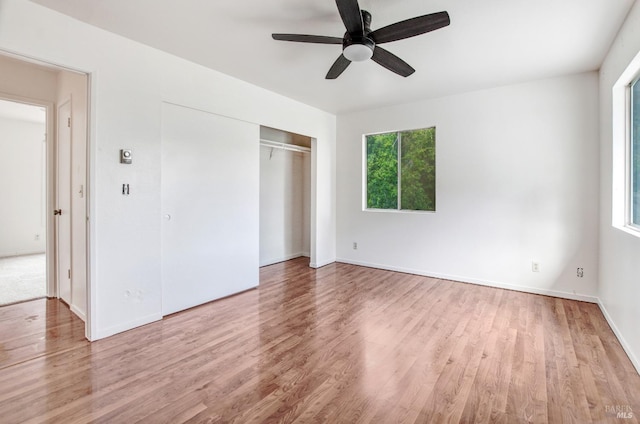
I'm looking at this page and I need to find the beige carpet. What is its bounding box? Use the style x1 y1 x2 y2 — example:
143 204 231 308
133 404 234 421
0 254 46 306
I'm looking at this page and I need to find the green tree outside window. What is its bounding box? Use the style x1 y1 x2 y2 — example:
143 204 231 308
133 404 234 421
366 127 436 211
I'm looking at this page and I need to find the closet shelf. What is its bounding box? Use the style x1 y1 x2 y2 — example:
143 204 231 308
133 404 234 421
260 138 311 153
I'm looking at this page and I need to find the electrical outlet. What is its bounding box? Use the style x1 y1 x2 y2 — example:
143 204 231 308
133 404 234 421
577 268 584 278
34 234 40 241
353 242 358 250
532 262 540 272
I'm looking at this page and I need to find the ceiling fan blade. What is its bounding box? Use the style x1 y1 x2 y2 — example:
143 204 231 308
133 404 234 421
272 34 343 44
271 34 342 44
370 11 450 44
371 47 415 77
335 0 363 35
326 54 352 79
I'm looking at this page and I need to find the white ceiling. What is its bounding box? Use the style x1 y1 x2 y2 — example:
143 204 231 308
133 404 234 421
30 0 635 114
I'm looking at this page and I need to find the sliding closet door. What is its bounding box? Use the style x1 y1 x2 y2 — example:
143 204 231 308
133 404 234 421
161 103 259 316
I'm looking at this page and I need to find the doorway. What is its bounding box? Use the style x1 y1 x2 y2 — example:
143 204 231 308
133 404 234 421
0 52 90 335
259 126 312 267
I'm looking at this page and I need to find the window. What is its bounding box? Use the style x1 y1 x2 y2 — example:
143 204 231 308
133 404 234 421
613 51 640 236
365 127 436 211
631 77 640 227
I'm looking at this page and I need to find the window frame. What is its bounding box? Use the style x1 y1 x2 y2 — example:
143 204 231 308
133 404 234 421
362 126 436 213
613 49 640 238
628 75 640 231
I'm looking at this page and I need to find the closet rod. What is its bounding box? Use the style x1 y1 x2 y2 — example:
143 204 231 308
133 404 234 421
260 138 311 153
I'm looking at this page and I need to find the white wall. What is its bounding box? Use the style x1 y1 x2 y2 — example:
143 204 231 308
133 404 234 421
57 71 88 321
337 72 600 302
0 116 46 257
0 0 336 339
260 146 310 266
598 0 640 373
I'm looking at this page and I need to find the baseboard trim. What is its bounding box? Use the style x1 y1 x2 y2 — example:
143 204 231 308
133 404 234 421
70 304 86 322
336 258 599 304
94 313 162 340
597 300 640 375
0 251 46 259
260 252 308 267
309 258 335 269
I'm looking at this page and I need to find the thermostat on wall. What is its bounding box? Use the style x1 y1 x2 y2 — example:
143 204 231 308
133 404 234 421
120 149 132 164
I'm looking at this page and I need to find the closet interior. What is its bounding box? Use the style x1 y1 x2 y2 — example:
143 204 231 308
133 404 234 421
259 126 311 267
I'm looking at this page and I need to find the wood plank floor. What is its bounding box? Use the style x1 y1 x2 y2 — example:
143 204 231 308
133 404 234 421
0 258 638 423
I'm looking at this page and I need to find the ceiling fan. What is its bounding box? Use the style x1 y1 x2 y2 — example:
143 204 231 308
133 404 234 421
272 0 450 79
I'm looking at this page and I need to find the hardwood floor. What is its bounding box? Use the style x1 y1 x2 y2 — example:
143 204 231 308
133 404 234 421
0 258 638 423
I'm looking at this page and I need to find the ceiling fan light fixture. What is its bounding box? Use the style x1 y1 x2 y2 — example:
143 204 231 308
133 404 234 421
343 43 373 62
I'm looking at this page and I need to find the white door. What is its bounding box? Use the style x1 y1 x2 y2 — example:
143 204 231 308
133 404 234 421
161 103 259 316
56 100 71 304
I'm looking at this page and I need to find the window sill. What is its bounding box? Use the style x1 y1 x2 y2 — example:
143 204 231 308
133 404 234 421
613 223 640 239
363 208 436 215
